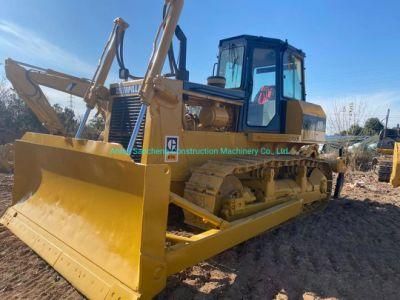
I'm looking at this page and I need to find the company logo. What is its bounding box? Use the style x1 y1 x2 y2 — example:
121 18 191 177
110 84 142 96
165 136 179 162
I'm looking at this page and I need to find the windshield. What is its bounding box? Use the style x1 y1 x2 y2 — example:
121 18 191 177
217 45 245 89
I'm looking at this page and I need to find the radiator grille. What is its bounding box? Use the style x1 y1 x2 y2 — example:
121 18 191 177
108 96 145 162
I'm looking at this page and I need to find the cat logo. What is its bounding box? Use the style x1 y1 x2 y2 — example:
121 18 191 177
165 136 179 162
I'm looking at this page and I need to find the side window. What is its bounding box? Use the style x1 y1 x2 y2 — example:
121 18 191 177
283 51 303 100
247 48 276 127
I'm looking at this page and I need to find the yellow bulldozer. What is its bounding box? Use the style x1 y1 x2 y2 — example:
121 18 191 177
0 0 346 298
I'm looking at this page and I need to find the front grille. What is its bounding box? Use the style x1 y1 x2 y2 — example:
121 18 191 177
108 96 146 162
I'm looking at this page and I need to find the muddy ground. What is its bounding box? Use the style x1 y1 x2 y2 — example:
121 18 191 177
0 171 399 299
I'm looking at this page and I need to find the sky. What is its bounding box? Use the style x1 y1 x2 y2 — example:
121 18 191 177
0 0 399 131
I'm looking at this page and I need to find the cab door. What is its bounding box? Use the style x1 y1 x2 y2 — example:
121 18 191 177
244 47 281 133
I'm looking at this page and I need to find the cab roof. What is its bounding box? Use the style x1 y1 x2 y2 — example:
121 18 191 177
219 35 305 57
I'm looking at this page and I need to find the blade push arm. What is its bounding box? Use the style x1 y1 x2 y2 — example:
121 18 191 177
126 0 183 154
140 0 184 104
75 18 129 138
83 18 129 109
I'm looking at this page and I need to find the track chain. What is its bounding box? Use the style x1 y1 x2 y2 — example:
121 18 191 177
184 155 333 220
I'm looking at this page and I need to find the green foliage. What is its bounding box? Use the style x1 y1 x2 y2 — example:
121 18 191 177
85 114 105 140
337 118 385 137
348 124 363 136
53 104 78 136
0 80 45 144
363 117 384 135
339 125 363 136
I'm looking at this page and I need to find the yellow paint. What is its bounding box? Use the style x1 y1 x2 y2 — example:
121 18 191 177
0 72 335 298
390 143 400 187
0 134 311 299
1 133 171 299
0 1 339 297
0 72 336 299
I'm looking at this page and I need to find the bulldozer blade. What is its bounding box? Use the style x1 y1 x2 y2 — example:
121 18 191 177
0 133 171 299
390 142 400 188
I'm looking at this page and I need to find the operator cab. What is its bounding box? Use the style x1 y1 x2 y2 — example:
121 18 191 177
216 35 305 133
184 35 306 134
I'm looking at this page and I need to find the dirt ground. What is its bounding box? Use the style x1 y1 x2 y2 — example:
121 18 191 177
0 171 399 300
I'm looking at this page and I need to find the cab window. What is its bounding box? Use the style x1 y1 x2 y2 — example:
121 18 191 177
247 48 277 127
217 45 245 89
283 51 303 100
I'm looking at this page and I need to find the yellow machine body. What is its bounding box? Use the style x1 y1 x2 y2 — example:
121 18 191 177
2 133 307 299
105 79 327 185
390 142 400 187
1 0 343 298
377 148 394 155
1 133 171 298
1 78 332 299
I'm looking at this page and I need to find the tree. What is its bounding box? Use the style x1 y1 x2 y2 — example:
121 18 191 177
52 105 104 139
0 78 46 144
347 124 363 136
328 100 368 136
53 104 78 136
85 115 105 140
363 118 384 136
